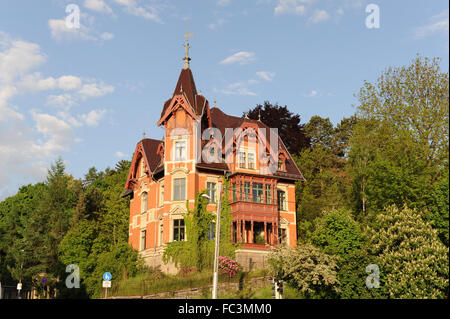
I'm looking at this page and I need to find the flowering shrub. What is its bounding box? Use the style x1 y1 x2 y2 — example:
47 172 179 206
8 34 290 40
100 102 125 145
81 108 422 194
218 256 240 279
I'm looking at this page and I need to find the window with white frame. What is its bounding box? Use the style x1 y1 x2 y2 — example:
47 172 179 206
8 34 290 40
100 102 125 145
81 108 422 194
238 151 246 168
206 182 216 203
159 223 163 245
175 141 186 161
141 192 147 214
159 184 164 207
140 159 145 177
140 229 146 250
173 178 186 201
247 152 255 169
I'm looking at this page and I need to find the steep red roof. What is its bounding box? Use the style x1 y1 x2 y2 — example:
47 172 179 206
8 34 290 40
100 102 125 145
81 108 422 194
141 138 163 172
160 68 206 120
209 107 305 181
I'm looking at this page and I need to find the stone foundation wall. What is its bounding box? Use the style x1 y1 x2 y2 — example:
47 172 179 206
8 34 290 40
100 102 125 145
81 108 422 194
109 277 270 299
235 249 270 272
140 249 178 275
141 248 271 274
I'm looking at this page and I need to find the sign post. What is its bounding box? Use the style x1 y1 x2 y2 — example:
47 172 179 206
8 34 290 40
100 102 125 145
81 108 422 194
102 272 112 299
17 282 22 299
42 277 47 299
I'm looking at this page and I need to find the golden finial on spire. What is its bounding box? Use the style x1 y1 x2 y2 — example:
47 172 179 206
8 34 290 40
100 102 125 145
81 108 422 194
183 24 193 69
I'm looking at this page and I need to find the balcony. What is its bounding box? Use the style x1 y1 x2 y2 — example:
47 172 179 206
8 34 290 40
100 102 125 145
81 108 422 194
230 200 278 221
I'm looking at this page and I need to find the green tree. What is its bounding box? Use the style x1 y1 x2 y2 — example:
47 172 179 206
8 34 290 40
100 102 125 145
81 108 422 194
311 209 363 256
425 170 449 246
333 115 359 159
247 101 310 155
349 55 449 217
294 145 348 241
268 244 339 298
311 209 377 299
367 206 449 299
304 116 334 149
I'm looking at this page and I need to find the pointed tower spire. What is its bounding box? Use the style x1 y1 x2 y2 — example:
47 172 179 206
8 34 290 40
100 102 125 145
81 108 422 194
183 25 193 69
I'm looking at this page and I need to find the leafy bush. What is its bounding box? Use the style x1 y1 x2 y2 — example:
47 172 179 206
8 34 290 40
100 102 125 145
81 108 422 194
268 244 339 298
367 205 449 299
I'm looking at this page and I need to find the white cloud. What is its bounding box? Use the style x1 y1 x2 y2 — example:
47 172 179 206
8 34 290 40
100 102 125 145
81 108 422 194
31 110 75 157
309 10 330 23
0 38 46 84
209 18 227 31
214 81 257 96
112 0 162 23
79 82 115 99
304 89 333 97
115 151 126 158
274 0 312 16
19 73 83 92
217 0 231 6
48 18 114 42
46 94 78 108
220 51 255 65
256 71 276 82
83 0 114 15
81 109 107 126
100 32 115 40
48 18 94 41
306 90 318 97
0 30 111 199
415 10 449 38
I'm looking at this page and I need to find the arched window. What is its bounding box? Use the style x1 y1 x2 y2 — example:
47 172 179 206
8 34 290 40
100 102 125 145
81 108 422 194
140 158 146 177
141 192 148 213
278 155 286 171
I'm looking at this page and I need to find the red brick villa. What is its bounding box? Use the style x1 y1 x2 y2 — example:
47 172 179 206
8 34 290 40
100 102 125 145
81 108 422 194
121 39 304 273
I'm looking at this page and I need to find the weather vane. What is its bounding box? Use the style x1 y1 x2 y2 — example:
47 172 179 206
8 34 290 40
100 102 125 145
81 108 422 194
183 24 193 69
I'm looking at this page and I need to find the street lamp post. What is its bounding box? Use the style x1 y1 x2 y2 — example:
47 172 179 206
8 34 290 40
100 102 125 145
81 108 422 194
212 183 222 299
201 182 222 300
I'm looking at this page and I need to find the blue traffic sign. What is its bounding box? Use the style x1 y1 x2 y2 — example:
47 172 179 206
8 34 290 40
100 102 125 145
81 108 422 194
42 277 47 285
103 272 112 281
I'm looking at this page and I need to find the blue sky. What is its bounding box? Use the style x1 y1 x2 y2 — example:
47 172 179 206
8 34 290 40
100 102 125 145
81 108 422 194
0 0 448 199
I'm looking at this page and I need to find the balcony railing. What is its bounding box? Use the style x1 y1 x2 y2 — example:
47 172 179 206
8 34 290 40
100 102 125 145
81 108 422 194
230 200 278 217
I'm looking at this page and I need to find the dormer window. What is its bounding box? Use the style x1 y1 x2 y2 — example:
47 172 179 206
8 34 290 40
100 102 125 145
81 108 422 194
175 141 186 161
278 155 286 171
248 153 255 169
238 152 246 168
237 149 255 169
140 159 145 177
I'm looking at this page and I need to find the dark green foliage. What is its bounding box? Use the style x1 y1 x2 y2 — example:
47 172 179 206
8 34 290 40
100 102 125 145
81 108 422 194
311 209 363 256
247 101 310 155
310 209 379 298
0 158 141 298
